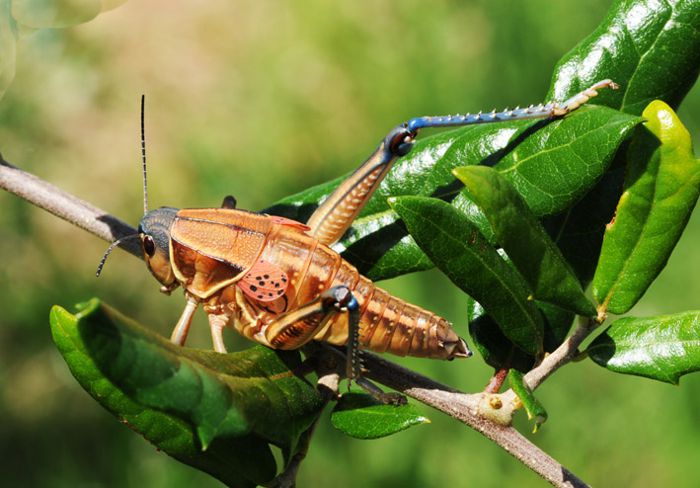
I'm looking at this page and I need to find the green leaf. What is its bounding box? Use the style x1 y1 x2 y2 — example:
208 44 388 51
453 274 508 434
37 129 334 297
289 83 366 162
538 301 575 352
466 298 574 372
330 393 429 439
490 107 638 216
543 157 626 286
593 101 700 314
268 107 638 281
548 0 700 115
50 299 325 487
390 196 544 356
544 0 700 286
455 165 595 316
508 370 547 433
466 299 535 372
587 311 700 384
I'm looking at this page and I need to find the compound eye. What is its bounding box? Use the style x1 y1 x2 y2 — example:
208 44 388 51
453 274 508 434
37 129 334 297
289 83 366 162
143 235 156 257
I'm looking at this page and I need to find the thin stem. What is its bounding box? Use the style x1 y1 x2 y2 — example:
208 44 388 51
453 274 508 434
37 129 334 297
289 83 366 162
484 367 510 393
265 351 342 488
1 156 589 488
0 155 142 258
525 317 598 390
500 317 600 408
268 418 319 488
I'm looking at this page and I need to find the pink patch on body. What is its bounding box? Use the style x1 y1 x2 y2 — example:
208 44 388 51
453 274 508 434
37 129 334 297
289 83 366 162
239 259 289 303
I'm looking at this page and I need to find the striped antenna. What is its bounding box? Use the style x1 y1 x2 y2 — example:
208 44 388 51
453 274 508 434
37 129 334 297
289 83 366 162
141 94 148 214
96 95 150 278
95 233 140 277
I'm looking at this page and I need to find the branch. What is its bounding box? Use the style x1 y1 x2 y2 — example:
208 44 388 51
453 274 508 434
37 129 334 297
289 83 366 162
0 155 142 257
500 317 600 407
361 353 588 488
0 156 589 488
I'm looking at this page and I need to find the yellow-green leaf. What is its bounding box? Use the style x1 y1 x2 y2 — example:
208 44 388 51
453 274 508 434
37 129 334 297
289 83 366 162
593 101 700 314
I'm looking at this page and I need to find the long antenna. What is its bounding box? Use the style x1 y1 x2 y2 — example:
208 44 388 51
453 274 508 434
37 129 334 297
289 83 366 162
141 94 148 214
95 233 140 277
96 96 149 278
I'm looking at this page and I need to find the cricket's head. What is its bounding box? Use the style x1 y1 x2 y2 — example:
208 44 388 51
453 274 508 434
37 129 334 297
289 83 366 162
96 95 179 295
138 206 179 291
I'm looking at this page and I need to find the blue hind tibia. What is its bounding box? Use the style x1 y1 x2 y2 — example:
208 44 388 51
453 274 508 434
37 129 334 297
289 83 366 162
406 79 618 132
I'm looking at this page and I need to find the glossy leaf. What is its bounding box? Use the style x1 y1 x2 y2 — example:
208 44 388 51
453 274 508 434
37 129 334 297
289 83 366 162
268 107 638 281
466 299 535 372
508 370 547 433
466 298 574 372
593 101 700 314
587 312 700 384
50 299 325 487
455 165 595 316
543 158 626 286
548 0 700 115
542 0 700 286
491 107 638 216
390 196 543 356
330 393 429 440
538 301 575 352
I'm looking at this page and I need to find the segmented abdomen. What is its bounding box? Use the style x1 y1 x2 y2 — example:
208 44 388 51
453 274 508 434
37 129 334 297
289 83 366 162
258 225 464 359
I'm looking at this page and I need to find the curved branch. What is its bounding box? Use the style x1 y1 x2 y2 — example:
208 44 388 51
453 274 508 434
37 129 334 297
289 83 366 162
500 317 600 409
0 155 142 257
362 354 588 488
0 156 590 488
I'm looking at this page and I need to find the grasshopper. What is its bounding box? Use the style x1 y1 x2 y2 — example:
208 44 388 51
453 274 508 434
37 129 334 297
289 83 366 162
98 80 617 384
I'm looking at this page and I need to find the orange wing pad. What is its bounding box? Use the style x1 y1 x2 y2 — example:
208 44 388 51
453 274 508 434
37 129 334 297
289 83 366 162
169 209 272 298
171 240 242 298
177 208 272 230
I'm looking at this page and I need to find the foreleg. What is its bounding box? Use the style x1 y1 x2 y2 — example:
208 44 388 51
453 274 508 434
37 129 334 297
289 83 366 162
170 294 199 346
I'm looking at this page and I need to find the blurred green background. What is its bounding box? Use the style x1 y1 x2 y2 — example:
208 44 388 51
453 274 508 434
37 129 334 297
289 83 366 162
1 1 699 486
